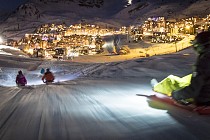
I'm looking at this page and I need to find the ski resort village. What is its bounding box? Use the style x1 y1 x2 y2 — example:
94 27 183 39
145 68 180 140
0 0 210 140
2 14 210 60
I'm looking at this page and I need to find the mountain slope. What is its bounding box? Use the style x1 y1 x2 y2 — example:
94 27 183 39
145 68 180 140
0 0 209 40
114 0 210 24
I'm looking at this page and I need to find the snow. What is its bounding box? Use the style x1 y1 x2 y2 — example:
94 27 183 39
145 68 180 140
1 42 210 140
0 0 209 40
0 0 209 139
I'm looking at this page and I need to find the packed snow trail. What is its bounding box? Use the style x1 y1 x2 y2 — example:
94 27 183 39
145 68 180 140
1 46 210 139
0 80 210 140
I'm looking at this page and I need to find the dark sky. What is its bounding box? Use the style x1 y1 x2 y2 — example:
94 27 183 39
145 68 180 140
0 0 28 11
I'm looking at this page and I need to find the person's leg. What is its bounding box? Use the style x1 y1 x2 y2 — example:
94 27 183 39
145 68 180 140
153 74 192 96
172 74 202 102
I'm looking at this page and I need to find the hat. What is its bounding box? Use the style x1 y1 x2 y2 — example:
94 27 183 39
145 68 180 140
192 31 210 46
191 31 210 53
18 70 22 74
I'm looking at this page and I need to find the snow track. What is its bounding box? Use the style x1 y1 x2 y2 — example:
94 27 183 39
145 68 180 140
1 80 210 140
1 47 210 140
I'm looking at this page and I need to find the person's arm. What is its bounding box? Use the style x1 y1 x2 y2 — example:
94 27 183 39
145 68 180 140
42 75 46 82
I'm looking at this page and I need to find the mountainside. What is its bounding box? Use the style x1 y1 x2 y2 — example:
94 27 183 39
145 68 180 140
115 0 210 24
0 0 209 40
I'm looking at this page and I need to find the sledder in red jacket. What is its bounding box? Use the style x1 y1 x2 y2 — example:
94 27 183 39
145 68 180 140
42 68 55 83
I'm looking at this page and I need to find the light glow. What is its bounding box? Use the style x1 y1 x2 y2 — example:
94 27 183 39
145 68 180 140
185 25 190 30
128 0 132 5
0 37 3 44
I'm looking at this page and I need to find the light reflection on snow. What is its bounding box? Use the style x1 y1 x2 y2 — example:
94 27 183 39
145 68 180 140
0 45 20 50
59 82 171 123
0 45 21 56
86 83 169 121
0 68 81 87
27 70 81 86
0 50 12 55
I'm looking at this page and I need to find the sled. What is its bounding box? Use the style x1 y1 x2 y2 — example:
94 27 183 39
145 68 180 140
43 81 76 86
44 81 54 85
17 85 34 89
43 81 68 85
136 92 210 115
145 78 210 115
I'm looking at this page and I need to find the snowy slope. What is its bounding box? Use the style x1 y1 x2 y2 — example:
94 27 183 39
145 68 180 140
114 0 210 24
1 45 210 140
0 1 209 139
0 43 196 87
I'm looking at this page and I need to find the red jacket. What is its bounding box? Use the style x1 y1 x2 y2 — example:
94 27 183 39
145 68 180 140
42 72 54 82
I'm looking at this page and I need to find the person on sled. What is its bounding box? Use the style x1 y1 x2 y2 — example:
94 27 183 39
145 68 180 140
152 31 210 106
16 70 27 86
40 68 45 75
42 68 55 83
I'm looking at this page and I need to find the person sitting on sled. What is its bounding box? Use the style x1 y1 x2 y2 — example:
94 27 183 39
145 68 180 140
40 68 45 75
152 31 210 106
42 68 55 83
16 70 27 86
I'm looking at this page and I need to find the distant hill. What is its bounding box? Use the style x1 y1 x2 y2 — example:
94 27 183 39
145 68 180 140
0 0 209 40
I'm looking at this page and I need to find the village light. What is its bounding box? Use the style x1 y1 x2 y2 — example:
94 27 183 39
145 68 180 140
185 25 190 30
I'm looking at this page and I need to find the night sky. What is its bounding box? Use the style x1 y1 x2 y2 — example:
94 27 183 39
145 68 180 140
0 0 28 11
0 0 137 11
0 0 28 21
